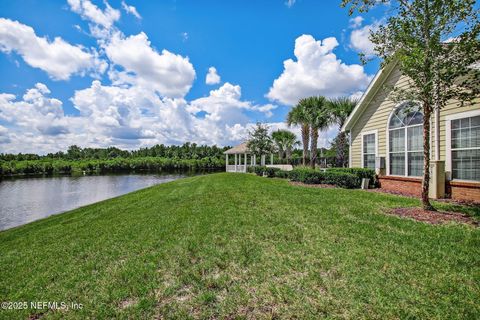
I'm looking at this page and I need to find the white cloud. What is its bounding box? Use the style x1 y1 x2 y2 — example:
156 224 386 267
67 0 120 29
0 81 277 153
205 67 221 85
285 0 296 8
350 23 378 57
121 1 141 19
267 34 372 105
349 16 364 28
0 18 106 80
105 32 196 98
181 32 189 41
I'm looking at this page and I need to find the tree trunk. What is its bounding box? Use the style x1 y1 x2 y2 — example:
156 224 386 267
336 131 347 167
301 124 310 166
422 102 435 211
310 127 318 169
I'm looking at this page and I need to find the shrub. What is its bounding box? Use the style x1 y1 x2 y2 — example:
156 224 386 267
274 170 290 179
264 167 280 178
322 171 360 189
253 166 267 176
326 168 377 187
289 167 361 188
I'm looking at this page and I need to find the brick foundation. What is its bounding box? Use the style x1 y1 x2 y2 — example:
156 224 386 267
378 176 422 197
378 175 480 203
446 181 480 203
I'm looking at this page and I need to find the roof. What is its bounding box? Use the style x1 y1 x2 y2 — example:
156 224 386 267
342 59 398 132
224 142 250 154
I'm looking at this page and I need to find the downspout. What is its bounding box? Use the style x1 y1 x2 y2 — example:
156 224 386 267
348 131 352 168
434 107 440 161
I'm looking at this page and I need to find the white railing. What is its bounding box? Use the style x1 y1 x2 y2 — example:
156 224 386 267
226 165 247 172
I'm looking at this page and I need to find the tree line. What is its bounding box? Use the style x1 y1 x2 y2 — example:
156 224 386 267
0 143 230 177
0 143 229 161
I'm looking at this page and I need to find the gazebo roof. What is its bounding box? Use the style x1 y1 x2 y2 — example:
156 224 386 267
224 142 250 154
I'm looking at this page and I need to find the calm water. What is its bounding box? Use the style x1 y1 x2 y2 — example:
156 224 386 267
0 173 193 231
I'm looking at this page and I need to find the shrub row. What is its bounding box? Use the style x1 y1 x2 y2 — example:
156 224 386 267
248 166 281 178
288 167 361 189
326 167 377 187
0 157 225 177
247 166 362 189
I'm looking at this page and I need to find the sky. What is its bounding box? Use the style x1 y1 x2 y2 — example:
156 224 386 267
0 0 388 154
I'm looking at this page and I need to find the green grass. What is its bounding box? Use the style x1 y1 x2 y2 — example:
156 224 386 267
0 173 479 319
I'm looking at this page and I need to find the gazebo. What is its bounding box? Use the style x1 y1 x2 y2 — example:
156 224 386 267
223 142 274 173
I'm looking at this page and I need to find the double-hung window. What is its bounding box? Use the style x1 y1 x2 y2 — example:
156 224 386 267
449 114 480 181
388 102 424 177
362 132 376 170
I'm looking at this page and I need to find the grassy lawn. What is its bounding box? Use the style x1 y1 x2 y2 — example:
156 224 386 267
0 173 479 319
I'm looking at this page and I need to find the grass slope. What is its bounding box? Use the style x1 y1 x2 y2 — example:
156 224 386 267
0 173 479 319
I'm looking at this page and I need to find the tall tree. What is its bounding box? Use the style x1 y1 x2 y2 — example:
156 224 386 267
271 129 298 163
342 0 480 210
246 123 274 165
328 97 358 167
304 96 331 169
287 102 310 166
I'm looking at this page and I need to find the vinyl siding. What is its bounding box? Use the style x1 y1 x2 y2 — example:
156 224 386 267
350 64 480 170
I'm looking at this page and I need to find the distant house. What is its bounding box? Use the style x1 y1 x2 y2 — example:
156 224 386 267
342 60 480 202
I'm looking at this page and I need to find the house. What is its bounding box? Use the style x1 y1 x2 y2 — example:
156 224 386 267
224 142 293 173
342 60 480 202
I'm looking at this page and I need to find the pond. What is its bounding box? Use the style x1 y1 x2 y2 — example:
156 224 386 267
0 172 204 231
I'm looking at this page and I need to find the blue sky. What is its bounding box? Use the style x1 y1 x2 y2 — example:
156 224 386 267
0 0 387 154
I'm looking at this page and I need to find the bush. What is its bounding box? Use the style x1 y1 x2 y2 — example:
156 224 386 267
322 171 360 189
326 167 377 187
289 167 361 188
264 167 280 178
252 166 267 176
274 170 290 179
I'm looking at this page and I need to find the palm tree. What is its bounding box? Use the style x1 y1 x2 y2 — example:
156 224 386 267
271 129 298 163
304 96 330 169
287 102 310 166
328 97 358 167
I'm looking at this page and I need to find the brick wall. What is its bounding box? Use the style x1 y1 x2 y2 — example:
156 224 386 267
378 176 422 197
378 176 480 203
446 181 480 203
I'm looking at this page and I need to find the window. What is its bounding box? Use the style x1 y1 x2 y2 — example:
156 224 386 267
388 102 423 177
362 132 376 169
450 115 480 181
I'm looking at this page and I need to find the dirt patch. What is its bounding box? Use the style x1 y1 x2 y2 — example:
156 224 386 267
118 297 138 309
289 181 337 189
388 207 478 226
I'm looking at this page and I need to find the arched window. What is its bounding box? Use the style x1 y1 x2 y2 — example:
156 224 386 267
388 102 424 176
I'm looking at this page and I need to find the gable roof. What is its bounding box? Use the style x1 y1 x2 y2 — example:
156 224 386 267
342 59 398 132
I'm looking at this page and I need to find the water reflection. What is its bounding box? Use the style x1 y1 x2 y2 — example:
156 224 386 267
0 173 190 231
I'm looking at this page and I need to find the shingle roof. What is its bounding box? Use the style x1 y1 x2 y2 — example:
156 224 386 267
224 142 250 154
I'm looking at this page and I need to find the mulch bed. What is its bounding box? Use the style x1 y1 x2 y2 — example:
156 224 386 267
367 188 480 207
289 181 337 189
388 207 478 226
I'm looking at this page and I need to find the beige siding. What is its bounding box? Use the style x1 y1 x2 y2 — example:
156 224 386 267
350 65 480 169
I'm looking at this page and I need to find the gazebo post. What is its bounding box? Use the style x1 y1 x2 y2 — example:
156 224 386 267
234 154 238 172
253 154 256 166
244 153 247 172
226 154 229 172
270 154 274 165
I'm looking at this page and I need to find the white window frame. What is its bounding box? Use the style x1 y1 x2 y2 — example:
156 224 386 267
445 109 480 182
386 102 424 177
361 130 378 169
